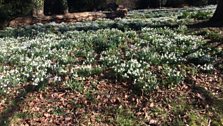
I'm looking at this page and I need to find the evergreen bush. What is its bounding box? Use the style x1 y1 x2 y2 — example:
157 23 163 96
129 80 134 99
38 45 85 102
187 0 208 6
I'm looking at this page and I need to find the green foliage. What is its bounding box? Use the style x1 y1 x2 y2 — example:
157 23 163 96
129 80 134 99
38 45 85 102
206 30 223 42
187 0 209 6
0 6 221 126
115 107 138 126
178 10 213 20
14 112 33 119
0 6 218 94
68 0 106 12
0 0 33 20
33 0 44 9
66 79 84 92
52 107 65 115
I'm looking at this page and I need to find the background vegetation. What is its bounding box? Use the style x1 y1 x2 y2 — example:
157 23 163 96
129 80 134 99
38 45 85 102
0 0 217 21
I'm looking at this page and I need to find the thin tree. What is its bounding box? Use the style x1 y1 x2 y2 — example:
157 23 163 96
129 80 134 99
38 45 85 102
32 0 44 17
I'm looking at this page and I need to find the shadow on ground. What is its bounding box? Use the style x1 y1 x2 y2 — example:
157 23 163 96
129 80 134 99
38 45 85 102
0 83 46 126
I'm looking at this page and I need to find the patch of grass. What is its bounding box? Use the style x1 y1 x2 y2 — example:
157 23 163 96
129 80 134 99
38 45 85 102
178 10 212 20
52 107 65 116
75 103 85 109
8 112 32 126
66 79 84 93
95 114 103 123
187 112 209 126
0 88 5 95
85 90 94 101
193 29 223 42
213 99 223 115
115 107 138 126
150 107 167 118
206 31 223 42
162 96 189 125
167 94 223 126
14 112 32 119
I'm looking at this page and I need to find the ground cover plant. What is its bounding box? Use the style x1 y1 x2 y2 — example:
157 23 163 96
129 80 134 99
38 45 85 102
0 5 222 125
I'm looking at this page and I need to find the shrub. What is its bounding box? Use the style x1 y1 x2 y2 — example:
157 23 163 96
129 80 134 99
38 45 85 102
166 0 186 7
67 0 106 12
187 0 208 6
0 0 33 20
149 0 168 8
44 0 68 15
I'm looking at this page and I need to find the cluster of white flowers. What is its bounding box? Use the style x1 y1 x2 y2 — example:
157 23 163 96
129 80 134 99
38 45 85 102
99 26 213 91
0 6 217 93
198 64 214 71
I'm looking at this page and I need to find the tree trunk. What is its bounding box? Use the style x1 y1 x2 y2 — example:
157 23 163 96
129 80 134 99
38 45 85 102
33 8 44 17
211 0 223 22
61 0 69 14
64 9 69 14
32 0 44 17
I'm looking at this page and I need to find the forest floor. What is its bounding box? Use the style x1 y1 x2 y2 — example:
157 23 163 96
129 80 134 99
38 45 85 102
1 71 222 125
0 6 223 126
7 10 127 28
